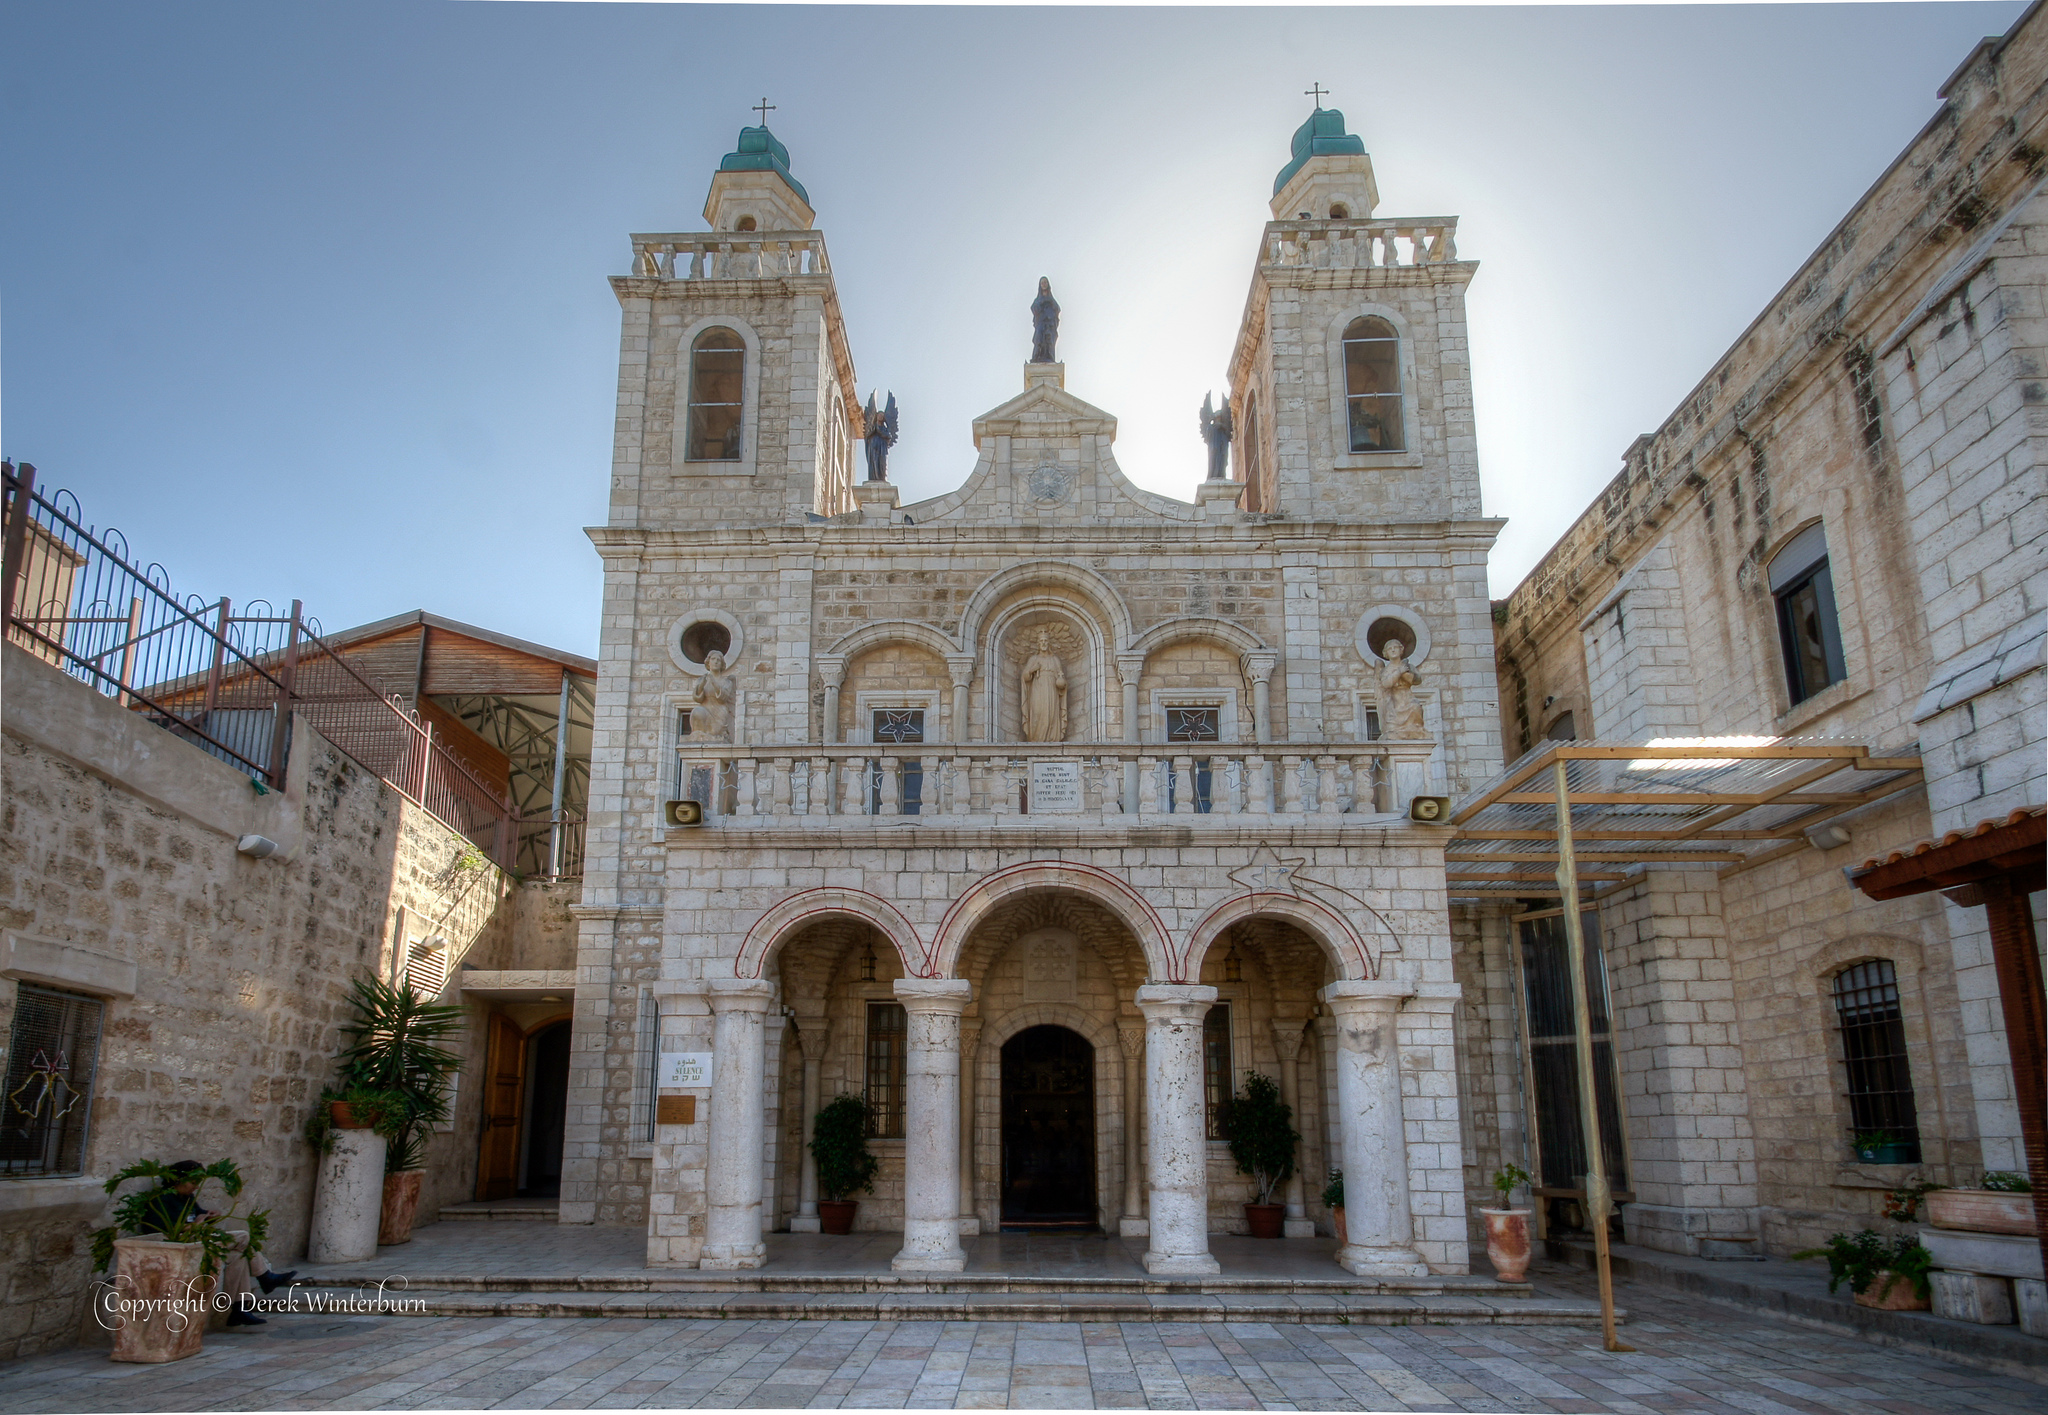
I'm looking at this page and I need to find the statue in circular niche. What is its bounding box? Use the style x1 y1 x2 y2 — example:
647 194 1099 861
686 649 736 742
1377 639 1428 740
1020 628 1069 743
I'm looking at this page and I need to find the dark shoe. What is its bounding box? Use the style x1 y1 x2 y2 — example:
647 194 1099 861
257 1269 297 1294
225 1310 267 1328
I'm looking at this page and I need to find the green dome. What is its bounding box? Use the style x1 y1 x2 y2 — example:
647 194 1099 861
718 125 809 204
1272 107 1366 197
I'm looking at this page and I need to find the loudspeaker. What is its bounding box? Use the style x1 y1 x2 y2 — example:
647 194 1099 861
1408 795 1452 823
663 799 704 826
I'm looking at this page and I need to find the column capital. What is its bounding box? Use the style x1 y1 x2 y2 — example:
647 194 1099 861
1319 980 1414 1016
894 977 973 1015
1135 982 1218 1024
944 654 977 688
1241 650 1278 684
1116 1019 1146 1057
707 978 778 1012
1115 652 1147 685
815 655 846 689
1269 1017 1308 1058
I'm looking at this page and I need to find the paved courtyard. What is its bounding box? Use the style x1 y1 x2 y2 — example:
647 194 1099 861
3 1263 2041 1413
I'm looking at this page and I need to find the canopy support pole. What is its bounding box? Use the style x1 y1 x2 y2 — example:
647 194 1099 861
1554 758 1632 1353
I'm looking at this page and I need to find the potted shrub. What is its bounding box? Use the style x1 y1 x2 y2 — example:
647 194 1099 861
1217 1071 1300 1238
1851 1129 1915 1165
811 1095 878 1235
1792 1229 1933 1311
1925 1170 2037 1235
334 977 465 1245
1482 1164 1534 1283
91 1160 270 1364
1322 1170 1346 1245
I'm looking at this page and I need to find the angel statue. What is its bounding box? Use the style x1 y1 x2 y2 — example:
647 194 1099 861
862 391 899 482
1199 393 1234 481
1378 638 1429 740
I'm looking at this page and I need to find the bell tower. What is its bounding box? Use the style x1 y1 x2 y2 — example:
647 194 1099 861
1227 106 1482 523
604 121 861 530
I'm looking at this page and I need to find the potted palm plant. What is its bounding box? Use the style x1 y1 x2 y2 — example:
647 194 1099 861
1793 1229 1933 1310
91 1160 269 1364
334 977 466 1245
1217 1071 1300 1238
1482 1163 1534 1283
1322 1170 1346 1245
811 1095 878 1235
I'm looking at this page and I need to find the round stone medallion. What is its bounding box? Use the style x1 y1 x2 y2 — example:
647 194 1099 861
1028 462 1072 505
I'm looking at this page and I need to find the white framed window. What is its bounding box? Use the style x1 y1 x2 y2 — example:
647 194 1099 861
1147 689 1240 745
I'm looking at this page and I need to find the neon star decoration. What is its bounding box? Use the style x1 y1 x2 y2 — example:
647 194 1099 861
7 1048 81 1126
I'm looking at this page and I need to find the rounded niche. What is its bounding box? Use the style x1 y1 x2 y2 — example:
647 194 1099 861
668 608 745 677
1354 604 1430 665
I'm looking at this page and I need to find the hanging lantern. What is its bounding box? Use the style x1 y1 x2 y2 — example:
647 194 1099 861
1224 945 1242 983
860 941 877 981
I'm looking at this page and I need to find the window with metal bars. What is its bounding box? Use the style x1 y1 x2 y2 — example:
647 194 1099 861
1202 1003 1232 1139
864 1001 907 1138
1831 960 1921 1159
685 328 745 461
1516 912 1629 1196
2 985 104 1176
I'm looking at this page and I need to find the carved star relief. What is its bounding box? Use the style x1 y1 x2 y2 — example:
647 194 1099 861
1228 844 1305 895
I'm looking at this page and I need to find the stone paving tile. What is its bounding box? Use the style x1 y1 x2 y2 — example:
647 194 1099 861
4 1266 2045 1412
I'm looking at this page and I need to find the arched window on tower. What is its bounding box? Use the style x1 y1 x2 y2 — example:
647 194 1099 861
1240 393 1266 512
1769 522 1846 705
1342 317 1404 453
686 328 745 462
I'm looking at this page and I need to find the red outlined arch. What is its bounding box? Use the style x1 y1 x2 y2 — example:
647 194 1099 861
735 888 927 979
1181 890 1376 982
929 861 1173 981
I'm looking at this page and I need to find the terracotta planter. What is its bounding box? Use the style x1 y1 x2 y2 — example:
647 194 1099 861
379 1169 425 1245
1333 1207 1347 1246
108 1237 212 1364
1855 1271 1931 1310
329 1100 372 1129
1926 1189 2038 1236
818 1200 858 1235
1483 1208 1533 1283
1244 1203 1286 1239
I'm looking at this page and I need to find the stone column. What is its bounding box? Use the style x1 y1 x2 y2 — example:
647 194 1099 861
892 977 973 1271
946 656 976 742
1136 983 1221 1274
817 658 844 744
1244 652 1277 744
957 1019 982 1235
1118 653 1144 811
1270 1018 1315 1236
1321 981 1428 1277
1117 1019 1148 1236
702 979 777 1269
789 1015 828 1233
307 1129 386 1264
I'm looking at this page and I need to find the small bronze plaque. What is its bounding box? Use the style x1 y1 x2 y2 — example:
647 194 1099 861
656 1094 696 1126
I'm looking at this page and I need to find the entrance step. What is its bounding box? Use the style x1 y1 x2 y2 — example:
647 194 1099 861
437 1200 560 1222
288 1284 1615 1326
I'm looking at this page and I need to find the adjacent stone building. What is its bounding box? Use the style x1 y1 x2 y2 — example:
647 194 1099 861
566 111 1503 1275
1486 11 2046 1257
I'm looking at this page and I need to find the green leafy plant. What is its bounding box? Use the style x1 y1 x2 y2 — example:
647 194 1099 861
1491 1163 1533 1208
810 1096 879 1202
1792 1229 1933 1299
1216 1071 1300 1206
1982 1171 2034 1193
1321 1170 1344 1210
90 1160 270 1279
1883 1180 1945 1222
312 977 465 1172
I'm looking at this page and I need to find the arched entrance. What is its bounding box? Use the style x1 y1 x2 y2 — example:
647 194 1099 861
1000 1025 1097 1229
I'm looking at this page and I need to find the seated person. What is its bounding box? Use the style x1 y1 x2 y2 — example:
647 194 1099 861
147 1160 297 1327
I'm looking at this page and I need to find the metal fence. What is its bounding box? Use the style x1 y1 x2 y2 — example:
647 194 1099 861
2 461 515 866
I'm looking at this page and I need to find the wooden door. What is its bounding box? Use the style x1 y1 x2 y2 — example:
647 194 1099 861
475 1012 525 1201
999 1025 1097 1228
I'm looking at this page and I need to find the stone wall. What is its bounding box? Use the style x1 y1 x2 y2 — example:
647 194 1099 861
0 644 525 1359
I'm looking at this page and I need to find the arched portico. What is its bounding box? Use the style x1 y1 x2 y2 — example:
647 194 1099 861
736 887 927 979
930 861 1172 981
1180 890 1379 983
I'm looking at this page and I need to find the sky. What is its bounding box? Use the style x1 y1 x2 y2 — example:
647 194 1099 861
1 1 2028 659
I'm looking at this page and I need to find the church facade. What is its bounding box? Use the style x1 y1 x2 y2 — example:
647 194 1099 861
562 111 1505 1276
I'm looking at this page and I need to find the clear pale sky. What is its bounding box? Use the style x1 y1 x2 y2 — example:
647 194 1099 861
1 2 2026 658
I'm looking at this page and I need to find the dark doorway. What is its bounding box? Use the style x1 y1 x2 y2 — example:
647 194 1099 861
520 1021 571 1198
1000 1025 1097 1229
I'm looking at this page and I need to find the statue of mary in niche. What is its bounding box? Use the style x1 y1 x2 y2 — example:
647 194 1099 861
1020 628 1069 742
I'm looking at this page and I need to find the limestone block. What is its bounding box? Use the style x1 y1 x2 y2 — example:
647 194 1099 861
1930 1270 2015 1325
2016 1277 2047 1338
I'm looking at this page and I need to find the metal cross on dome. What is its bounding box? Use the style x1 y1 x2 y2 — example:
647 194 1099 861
1304 82 1328 109
752 97 776 126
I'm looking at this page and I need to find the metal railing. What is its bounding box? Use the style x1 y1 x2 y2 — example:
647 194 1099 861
3 461 515 865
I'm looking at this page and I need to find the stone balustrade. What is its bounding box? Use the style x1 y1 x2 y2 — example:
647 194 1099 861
671 740 1434 823
628 231 831 281
1263 217 1458 271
